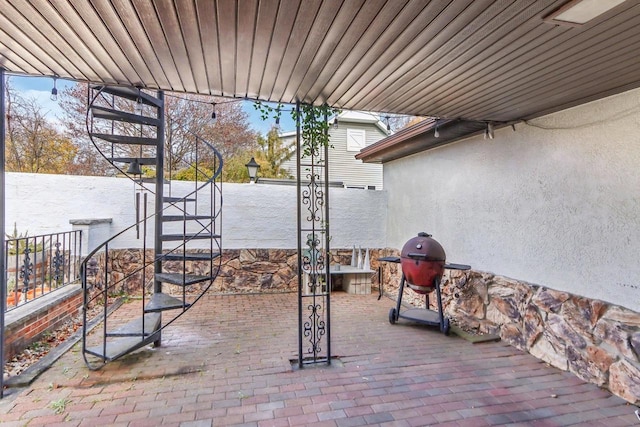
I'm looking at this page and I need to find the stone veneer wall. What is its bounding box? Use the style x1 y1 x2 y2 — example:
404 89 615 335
216 248 390 293
96 248 389 295
375 249 640 405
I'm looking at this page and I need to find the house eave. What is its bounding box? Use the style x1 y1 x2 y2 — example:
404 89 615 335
356 119 489 163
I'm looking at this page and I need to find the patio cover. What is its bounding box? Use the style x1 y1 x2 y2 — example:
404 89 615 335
0 0 639 124
2 0 640 399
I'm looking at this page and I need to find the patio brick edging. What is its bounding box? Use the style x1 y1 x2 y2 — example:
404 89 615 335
4 285 82 362
374 249 640 404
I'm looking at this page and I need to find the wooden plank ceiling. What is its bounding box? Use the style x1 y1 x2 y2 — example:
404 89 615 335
0 0 639 125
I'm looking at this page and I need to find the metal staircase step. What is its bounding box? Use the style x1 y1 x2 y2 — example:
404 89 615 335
106 313 161 337
90 132 159 146
85 313 161 361
163 196 196 203
109 157 157 165
85 335 158 362
145 292 190 312
162 252 221 261
162 214 212 222
155 272 213 286
161 233 221 241
91 105 161 126
92 85 163 108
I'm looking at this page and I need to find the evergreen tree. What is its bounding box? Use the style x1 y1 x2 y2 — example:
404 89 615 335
254 126 293 179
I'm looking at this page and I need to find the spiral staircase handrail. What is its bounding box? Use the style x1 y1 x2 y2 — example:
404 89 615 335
85 86 224 198
82 86 224 266
79 143 223 268
85 86 157 194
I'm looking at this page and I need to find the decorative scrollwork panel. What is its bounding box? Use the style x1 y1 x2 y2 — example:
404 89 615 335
297 103 331 367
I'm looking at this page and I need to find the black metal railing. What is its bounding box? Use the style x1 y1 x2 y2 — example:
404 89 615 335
5 230 82 310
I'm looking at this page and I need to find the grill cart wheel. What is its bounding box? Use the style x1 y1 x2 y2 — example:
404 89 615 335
389 308 397 324
442 317 450 336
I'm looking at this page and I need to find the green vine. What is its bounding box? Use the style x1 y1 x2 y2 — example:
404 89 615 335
254 101 339 158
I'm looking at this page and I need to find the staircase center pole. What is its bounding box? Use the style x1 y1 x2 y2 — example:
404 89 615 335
296 101 302 368
323 108 331 365
153 91 165 346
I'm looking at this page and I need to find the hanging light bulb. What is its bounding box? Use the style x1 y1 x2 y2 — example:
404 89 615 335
333 117 339 129
385 116 391 131
275 107 281 125
210 103 217 124
484 122 495 139
50 77 58 101
433 118 441 138
134 88 143 114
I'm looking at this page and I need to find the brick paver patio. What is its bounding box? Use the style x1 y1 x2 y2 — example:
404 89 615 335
0 292 637 426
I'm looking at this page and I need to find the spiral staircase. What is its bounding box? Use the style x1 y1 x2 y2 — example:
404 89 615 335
80 86 223 370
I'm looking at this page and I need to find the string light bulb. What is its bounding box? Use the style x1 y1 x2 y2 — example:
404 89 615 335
333 117 339 129
50 77 58 101
134 88 143 114
210 103 217 124
275 107 281 125
434 121 440 138
385 116 391 131
484 122 494 139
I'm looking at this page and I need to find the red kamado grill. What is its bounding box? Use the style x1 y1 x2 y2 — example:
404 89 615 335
380 232 470 335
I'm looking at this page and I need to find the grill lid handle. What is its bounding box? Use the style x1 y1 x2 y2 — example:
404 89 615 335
418 232 432 237
407 252 429 260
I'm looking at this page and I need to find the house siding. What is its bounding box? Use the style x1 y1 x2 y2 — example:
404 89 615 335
280 120 385 189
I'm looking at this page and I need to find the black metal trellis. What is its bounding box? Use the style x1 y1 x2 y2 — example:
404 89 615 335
297 102 331 367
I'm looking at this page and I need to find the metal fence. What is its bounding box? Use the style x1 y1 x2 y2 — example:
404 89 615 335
5 230 82 311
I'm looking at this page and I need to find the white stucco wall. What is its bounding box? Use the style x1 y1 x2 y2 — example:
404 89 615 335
384 87 640 311
7 173 137 236
6 173 386 253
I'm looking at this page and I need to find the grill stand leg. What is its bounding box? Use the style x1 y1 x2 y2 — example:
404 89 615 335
435 278 450 335
394 274 406 321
